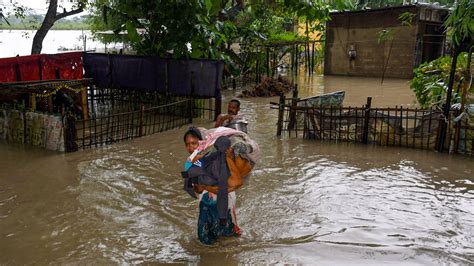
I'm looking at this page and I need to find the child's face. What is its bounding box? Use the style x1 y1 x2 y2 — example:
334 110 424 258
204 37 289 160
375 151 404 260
185 135 199 154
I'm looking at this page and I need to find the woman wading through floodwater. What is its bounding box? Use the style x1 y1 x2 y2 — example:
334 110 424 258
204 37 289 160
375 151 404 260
181 126 259 245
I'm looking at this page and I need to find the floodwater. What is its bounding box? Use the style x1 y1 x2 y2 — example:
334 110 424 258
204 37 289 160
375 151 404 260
290 72 419 108
1 76 473 264
0 30 117 58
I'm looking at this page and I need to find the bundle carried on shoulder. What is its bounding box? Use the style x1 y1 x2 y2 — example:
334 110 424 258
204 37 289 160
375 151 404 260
181 127 260 219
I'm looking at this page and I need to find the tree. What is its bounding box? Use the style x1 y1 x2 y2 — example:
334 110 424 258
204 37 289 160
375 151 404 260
0 2 29 27
31 0 87 54
436 0 473 152
89 0 234 58
87 0 353 76
0 6 10 26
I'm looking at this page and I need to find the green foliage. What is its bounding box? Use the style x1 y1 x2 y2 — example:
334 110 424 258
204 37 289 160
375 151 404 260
377 29 394 43
398 12 416 27
268 32 301 43
376 11 415 44
86 0 353 76
354 0 403 10
231 0 341 76
283 0 331 21
0 2 30 23
89 0 234 58
0 1 88 28
411 53 473 108
0 15 89 30
444 0 473 46
0 14 39 29
409 0 473 109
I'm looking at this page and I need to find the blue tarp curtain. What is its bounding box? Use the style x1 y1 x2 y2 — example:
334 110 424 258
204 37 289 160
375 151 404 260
83 53 223 97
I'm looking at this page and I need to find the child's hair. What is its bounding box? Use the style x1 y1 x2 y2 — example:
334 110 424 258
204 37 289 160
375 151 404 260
183 127 203 142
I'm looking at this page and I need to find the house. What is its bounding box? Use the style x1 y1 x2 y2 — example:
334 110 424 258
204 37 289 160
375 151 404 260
324 4 449 79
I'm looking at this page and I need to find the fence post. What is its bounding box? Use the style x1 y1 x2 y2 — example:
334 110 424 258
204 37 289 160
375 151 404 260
295 44 298 76
255 47 260 84
307 42 311 76
277 94 286 136
362 96 372 144
266 46 270 77
139 104 144 137
187 98 193 124
90 85 95 117
80 86 89 120
30 93 36 111
48 95 54 113
311 41 315 74
287 84 299 131
291 44 294 71
189 72 195 124
214 94 221 122
63 111 78 152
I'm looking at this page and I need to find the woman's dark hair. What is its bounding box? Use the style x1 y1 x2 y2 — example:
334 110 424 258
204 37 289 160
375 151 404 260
183 127 202 142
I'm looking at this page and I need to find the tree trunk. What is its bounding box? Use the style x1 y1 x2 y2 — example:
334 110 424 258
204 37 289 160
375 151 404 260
31 0 58 54
31 0 84 54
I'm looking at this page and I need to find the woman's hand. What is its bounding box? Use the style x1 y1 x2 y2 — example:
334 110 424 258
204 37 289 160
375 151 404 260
225 147 235 159
191 153 204 163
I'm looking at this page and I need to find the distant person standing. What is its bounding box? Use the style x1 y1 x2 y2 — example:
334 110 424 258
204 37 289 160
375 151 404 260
215 99 248 133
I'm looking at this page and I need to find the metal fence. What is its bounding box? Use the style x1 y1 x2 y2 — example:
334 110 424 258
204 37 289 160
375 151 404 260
87 86 219 120
273 95 474 155
65 96 218 151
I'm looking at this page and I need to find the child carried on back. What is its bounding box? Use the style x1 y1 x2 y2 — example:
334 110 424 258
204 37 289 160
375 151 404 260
182 127 259 216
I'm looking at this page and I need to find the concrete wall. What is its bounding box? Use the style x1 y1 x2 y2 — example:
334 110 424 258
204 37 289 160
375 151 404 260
0 110 65 151
324 7 419 79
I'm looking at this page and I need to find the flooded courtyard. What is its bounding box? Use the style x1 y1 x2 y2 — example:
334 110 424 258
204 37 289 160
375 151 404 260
0 76 473 264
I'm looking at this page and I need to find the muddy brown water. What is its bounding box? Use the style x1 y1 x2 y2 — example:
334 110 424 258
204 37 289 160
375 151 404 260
1 76 473 264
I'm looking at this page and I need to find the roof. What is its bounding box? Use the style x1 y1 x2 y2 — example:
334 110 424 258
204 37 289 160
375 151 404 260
330 3 449 16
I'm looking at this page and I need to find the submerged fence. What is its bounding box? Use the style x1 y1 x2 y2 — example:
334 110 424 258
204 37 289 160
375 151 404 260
64 53 224 151
273 94 474 155
65 97 216 151
86 86 218 119
1 53 224 152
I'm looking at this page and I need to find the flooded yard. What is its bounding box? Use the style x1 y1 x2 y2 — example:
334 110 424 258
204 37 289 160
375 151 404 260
0 76 472 264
